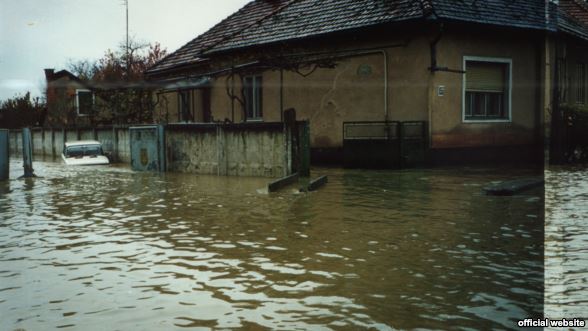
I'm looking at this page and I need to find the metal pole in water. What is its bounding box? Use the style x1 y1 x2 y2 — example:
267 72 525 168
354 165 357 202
22 128 35 177
0 129 9 180
157 124 166 172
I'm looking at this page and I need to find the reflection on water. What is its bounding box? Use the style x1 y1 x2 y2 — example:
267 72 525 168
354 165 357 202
0 159 543 330
545 166 588 320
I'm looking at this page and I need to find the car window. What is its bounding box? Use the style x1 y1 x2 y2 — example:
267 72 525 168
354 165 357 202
65 145 103 157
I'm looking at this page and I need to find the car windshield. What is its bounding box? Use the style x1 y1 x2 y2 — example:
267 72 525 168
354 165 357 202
65 145 103 157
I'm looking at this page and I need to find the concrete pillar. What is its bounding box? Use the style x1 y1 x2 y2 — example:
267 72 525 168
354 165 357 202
113 127 119 163
298 121 311 177
22 128 35 177
0 129 9 180
283 108 296 176
157 125 166 172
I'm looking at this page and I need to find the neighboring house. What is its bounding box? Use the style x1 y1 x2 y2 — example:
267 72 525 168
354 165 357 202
44 69 95 127
143 0 588 164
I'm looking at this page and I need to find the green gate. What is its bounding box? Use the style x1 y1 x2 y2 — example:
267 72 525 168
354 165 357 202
129 125 166 172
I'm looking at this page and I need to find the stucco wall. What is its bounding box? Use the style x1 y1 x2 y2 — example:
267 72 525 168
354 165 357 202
153 29 545 152
429 31 541 149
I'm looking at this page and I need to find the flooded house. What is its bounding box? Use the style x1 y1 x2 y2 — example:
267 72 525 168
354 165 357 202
143 0 588 166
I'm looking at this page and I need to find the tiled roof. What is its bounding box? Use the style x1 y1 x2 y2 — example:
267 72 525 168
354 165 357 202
209 0 427 53
558 0 588 39
559 0 588 24
146 0 588 76
431 0 548 31
147 0 294 74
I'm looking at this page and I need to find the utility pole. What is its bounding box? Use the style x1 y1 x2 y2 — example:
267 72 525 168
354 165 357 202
122 0 130 125
124 0 129 79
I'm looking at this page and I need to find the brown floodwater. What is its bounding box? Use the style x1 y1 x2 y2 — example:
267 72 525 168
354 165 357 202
0 158 543 330
545 165 588 321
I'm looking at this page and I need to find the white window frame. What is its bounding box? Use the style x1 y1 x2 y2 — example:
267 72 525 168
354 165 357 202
244 75 263 122
75 89 93 117
462 56 512 123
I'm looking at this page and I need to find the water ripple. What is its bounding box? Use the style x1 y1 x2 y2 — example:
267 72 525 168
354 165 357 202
0 159 543 330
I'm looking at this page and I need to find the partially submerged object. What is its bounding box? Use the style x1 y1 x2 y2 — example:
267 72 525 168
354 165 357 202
266 173 329 193
483 178 544 196
62 140 110 166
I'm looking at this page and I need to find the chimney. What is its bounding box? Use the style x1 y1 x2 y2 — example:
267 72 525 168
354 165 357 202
44 68 55 80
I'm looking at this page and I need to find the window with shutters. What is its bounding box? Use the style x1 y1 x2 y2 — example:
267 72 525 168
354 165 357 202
75 89 93 116
463 57 512 122
244 75 262 121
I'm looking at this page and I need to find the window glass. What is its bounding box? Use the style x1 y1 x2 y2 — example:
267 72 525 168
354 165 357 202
464 60 510 121
65 145 103 157
178 90 193 122
77 90 93 116
244 75 262 120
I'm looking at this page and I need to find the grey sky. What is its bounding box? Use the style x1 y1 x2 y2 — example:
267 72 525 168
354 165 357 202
0 0 250 101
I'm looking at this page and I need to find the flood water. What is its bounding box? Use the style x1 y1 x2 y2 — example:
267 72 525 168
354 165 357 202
1 158 543 330
545 166 588 321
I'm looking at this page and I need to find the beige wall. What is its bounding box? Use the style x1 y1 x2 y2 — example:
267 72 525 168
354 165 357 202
429 31 540 149
155 30 544 150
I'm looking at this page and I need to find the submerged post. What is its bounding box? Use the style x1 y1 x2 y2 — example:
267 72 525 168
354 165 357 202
283 108 296 176
22 128 35 177
298 120 310 177
157 124 166 172
0 129 9 180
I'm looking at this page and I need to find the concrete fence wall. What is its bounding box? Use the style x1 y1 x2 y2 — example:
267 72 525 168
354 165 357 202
7 122 306 178
9 127 132 163
166 123 288 177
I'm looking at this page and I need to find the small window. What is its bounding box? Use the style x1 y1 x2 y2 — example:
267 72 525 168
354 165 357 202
76 89 93 116
178 90 194 122
244 75 262 120
577 63 585 104
463 58 511 122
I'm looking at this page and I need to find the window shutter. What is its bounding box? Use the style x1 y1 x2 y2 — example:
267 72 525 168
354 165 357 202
466 61 506 93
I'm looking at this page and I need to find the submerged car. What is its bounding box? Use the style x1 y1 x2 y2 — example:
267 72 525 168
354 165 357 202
62 140 110 166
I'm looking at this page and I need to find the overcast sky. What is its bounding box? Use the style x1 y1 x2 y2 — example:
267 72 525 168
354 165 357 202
0 0 250 101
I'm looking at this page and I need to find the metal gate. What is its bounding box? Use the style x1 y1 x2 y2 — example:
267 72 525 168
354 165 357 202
129 125 166 172
342 121 427 168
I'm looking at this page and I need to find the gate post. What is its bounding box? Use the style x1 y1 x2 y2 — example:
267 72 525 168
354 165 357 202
298 120 310 177
283 108 296 176
158 124 166 172
0 129 9 180
22 128 35 177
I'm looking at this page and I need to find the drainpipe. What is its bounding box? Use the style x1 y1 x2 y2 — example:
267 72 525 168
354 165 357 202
280 68 284 122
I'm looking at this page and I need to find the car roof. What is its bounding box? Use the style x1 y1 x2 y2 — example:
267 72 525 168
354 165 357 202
64 140 103 147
